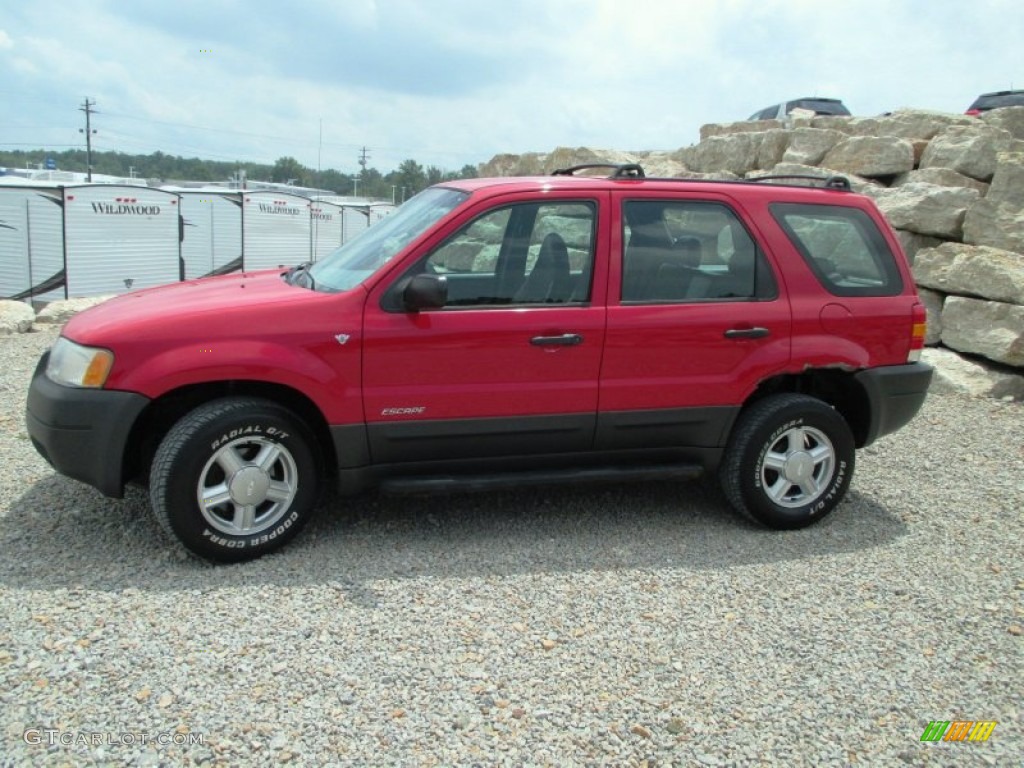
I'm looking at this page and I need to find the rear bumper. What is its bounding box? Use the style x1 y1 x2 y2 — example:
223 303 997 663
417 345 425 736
855 362 933 447
25 353 150 498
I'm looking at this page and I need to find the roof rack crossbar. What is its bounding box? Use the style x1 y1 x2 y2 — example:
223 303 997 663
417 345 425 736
748 174 851 191
551 163 646 179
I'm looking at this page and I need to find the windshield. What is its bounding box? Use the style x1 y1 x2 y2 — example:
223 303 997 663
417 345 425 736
307 187 469 291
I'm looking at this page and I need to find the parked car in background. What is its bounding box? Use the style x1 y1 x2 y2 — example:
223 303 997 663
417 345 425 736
749 97 851 121
965 90 1024 116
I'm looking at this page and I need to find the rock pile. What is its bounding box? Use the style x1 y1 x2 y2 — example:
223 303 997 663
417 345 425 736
479 108 1024 398
0 296 114 335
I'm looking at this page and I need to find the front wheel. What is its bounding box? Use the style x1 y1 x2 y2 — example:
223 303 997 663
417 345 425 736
150 398 320 562
720 394 855 529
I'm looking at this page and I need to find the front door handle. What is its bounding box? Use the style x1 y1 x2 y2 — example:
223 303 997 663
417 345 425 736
530 333 583 347
724 327 770 339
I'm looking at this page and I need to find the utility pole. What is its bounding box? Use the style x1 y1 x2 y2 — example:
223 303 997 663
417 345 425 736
358 147 369 175
79 98 97 182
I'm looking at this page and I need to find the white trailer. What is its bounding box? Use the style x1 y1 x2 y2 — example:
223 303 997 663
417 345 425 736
0 183 66 302
368 202 396 225
309 200 344 261
341 204 369 244
62 185 182 297
241 191 311 270
176 189 243 279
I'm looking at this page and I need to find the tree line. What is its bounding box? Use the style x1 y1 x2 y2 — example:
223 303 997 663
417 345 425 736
0 149 478 201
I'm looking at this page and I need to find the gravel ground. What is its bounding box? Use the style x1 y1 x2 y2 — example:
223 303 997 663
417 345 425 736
1 326 1021 767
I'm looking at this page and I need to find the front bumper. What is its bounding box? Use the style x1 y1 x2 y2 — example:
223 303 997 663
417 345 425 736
855 362 934 447
25 353 150 498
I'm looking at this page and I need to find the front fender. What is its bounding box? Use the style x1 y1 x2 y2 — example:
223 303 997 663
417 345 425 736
106 339 361 424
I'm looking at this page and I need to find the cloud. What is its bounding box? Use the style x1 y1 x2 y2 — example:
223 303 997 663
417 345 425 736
2 0 1023 173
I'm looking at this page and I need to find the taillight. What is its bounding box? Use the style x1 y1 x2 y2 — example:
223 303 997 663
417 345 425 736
965 109 982 117
909 302 927 362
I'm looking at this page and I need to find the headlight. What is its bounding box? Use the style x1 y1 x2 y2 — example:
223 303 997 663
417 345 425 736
45 337 114 388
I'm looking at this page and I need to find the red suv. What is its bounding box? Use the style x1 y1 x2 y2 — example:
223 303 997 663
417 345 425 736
26 164 932 561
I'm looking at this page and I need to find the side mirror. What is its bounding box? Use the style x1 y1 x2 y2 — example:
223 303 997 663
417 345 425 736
403 273 447 311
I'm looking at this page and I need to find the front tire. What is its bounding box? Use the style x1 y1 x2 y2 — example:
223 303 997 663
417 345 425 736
720 394 855 529
150 398 320 562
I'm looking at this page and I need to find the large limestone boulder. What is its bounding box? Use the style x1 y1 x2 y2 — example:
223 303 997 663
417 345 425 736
940 296 1024 367
894 230 943 264
781 128 845 165
890 167 989 194
873 183 981 238
686 133 765 175
637 151 689 178
980 106 1024 140
984 151 1024 207
962 199 1024 254
671 169 741 181
479 152 546 177
757 130 789 169
811 110 971 140
919 124 1018 181
34 296 115 324
700 120 782 141
479 147 641 177
913 243 1024 305
923 347 1024 399
0 300 35 335
544 147 639 174
820 136 915 177
917 287 944 345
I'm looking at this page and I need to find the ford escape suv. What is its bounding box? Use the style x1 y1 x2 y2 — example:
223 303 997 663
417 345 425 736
27 164 932 561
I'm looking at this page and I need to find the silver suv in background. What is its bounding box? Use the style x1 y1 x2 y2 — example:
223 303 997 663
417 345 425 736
749 97 851 121
965 90 1024 116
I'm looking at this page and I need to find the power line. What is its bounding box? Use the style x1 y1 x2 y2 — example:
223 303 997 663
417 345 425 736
98 109 474 162
0 143 85 148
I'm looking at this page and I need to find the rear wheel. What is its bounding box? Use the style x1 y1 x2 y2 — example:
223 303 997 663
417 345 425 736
720 394 855 529
150 398 320 562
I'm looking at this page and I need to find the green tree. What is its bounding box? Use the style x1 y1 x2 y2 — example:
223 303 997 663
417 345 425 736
395 159 427 197
426 165 445 186
313 168 348 194
0 147 474 195
271 156 308 185
360 167 387 198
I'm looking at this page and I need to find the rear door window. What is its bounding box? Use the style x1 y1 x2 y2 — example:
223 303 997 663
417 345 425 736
621 200 777 303
771 203 903 296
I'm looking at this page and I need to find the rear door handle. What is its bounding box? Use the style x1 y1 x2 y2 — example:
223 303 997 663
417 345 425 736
724 327 770 339
530 333 583 347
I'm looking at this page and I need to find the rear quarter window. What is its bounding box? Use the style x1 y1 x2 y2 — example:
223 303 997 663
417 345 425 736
770 203 903 297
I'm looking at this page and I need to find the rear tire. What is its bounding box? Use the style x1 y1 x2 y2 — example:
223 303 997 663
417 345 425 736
150 398 320 562
720 394 854 529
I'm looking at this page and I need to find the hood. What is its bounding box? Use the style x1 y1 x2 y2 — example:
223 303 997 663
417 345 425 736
62 269 344 344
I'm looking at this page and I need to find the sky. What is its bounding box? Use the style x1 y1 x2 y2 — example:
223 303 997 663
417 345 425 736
1 0 1021 177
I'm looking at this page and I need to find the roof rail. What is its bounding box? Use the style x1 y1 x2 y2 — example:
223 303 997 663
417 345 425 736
551 163 646 179
748 174 852 191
